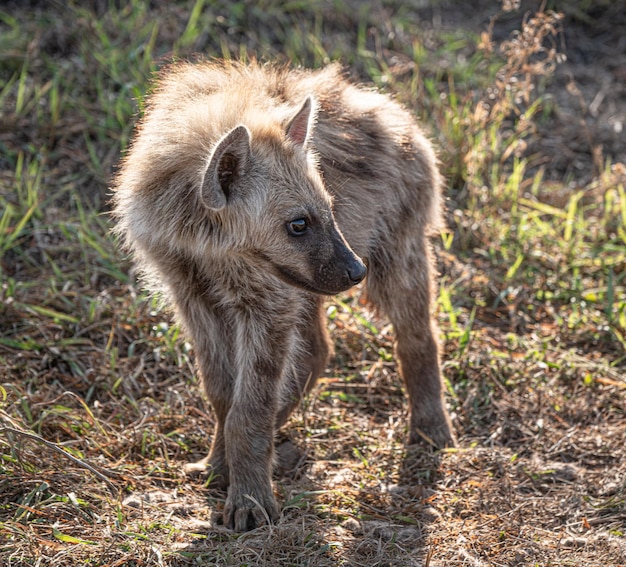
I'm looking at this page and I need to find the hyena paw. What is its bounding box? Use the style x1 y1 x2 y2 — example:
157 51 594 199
183 456 229 490
223 484 279 531
409 415 456 449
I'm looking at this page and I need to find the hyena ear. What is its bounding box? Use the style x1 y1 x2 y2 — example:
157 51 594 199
285 96 316 148
200 125 251 210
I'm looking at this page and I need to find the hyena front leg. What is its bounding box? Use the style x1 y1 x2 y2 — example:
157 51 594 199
182 401 230 489
271 297 332 478
220 311 293 531
366 243 455 449
181 307 234 489
187 296 330 495
275 296 332 429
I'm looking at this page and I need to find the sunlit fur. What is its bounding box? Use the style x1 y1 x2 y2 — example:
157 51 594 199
111 60 454 531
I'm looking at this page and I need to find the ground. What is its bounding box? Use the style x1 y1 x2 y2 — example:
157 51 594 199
0 1 624 566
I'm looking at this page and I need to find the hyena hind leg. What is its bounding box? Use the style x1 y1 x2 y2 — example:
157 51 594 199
366 246 456 449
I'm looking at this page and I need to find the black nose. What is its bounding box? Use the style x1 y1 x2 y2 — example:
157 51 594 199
348 261 367 284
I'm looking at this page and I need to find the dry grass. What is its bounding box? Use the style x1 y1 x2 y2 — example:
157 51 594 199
1 0 625 565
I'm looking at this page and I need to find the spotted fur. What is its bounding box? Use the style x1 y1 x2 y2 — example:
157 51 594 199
111 60 454 532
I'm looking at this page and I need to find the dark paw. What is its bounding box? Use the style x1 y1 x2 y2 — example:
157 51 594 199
223 485 279 531
409 420 456 449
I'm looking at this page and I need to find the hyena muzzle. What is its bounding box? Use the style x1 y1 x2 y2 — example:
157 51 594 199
112 60 455 531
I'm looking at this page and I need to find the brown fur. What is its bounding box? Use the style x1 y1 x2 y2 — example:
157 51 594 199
111 60 455 532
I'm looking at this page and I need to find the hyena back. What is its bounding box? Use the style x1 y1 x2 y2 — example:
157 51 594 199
112 60 454 531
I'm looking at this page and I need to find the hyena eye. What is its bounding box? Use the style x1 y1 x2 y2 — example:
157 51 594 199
287 218 308 236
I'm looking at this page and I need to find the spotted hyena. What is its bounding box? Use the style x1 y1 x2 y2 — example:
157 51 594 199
111 60 455 531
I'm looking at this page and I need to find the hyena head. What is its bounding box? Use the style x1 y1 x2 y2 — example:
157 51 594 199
200 96 367 295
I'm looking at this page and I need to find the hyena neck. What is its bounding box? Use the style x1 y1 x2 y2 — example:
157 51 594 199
161 248 296 312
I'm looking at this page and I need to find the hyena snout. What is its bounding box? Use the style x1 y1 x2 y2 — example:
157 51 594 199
347 260 367 284
336 244 367 286
316 230 367 293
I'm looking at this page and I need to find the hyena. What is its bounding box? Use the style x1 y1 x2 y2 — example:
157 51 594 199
112 60 455 531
